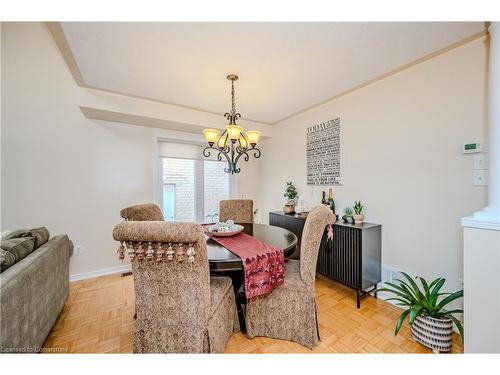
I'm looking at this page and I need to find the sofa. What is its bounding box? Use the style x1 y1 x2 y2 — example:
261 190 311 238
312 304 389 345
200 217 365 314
0 228 73 353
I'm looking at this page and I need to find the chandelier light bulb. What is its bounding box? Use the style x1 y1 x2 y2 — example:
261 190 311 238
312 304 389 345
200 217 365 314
225 124 243 141
203 129 220 146
245 130 261 147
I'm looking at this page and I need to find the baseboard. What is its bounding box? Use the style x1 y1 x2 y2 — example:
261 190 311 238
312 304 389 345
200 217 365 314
69 264 131 282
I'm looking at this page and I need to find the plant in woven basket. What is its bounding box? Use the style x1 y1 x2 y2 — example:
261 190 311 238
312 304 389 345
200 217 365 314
376 272 463 348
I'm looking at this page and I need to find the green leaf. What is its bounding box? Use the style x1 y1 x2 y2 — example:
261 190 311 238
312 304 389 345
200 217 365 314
435 290 464 312
430 278 445 294
393 281 420 305
428 278 442 289
416 277 433 312
385 285 418 305
385 281 415 297
400 272 426 300
394 278 415 294
428 278 446 313
385 297 411 306
449 315 464 342
436 309 463 316
409 304 423 324
377 288 414 304
417 276 430 297
395 309 411 336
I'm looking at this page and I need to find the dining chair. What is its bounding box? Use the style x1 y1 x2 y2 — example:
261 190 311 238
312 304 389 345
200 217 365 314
219 199 253 223
120 203 164 221
244 205 336 349
112 221 239 353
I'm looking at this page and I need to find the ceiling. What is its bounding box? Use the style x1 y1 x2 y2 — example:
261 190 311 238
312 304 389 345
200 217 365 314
60 22 485 124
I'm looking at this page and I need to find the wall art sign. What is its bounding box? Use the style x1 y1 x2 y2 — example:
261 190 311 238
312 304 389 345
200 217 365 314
306 117 342 185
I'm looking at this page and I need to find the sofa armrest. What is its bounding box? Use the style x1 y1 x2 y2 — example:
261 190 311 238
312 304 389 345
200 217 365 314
0 234 71 351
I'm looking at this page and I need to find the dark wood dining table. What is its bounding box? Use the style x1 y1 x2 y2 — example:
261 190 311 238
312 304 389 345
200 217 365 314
206 223 297 332
206 223 298 271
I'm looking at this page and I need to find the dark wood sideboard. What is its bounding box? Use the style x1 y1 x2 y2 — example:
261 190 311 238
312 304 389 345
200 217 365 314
269 211 382 308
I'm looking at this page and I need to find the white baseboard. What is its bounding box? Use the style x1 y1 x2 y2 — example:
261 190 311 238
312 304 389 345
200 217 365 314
69 264 131 282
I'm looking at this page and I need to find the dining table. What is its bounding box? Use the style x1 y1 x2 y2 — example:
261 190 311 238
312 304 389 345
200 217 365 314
206 223 298 333
206 223 298 271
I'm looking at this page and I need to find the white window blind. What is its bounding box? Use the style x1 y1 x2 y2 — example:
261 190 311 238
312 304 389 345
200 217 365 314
158 141 235 223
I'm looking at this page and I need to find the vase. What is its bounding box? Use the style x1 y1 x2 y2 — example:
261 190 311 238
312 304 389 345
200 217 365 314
411 315 453 353
353 214 364 224
283 204 295 214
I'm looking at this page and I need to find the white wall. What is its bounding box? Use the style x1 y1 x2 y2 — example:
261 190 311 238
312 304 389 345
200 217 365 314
2 22 487 290
1 22 260 277
258 37 488 290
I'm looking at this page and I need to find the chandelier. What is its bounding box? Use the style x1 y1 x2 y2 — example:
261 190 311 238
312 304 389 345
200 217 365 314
202 74 261 174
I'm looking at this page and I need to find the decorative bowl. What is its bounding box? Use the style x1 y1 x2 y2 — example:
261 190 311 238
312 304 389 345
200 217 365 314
207 223 244 237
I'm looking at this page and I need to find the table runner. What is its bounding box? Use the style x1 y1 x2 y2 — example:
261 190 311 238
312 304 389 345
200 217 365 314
206 231 285 299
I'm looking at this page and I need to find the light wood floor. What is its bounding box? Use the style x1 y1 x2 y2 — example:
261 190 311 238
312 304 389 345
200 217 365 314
43 274 463 354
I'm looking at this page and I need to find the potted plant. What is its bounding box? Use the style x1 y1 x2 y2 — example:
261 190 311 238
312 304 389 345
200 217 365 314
377 272 463 353
283 182 298 214
343 206 354 224
353 200 364 223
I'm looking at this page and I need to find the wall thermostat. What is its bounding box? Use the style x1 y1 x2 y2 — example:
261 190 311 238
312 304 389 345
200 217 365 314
463 142 484 154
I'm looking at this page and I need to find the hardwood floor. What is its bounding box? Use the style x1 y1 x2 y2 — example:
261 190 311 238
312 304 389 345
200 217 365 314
43 273 463 354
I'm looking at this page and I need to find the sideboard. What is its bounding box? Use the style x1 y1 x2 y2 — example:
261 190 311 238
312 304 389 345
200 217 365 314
269 211 382 308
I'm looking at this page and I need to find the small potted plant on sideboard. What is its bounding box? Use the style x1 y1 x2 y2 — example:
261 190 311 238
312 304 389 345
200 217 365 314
377 272 463 353
353 200 364 223
283 182 298 214
343 206 354 224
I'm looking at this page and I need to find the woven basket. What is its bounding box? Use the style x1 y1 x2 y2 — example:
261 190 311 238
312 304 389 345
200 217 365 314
411 315 453 353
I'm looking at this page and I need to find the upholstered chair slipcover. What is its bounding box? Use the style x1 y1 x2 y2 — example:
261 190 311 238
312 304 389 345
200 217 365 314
120 203 164 221
219 199 253 223
112 221 239 353
245 205 336 349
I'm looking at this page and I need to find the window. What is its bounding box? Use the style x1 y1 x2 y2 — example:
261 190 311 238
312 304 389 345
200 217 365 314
204 160 230 222
161 157 232 223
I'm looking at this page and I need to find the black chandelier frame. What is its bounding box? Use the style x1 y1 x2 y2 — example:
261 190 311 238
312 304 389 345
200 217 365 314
202 74 261 174
202 129 261 174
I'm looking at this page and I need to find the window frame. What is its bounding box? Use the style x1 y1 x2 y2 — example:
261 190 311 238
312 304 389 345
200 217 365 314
162 183 176 221
157 156 236 223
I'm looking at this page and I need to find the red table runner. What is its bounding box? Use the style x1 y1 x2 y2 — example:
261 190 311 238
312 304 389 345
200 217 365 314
206 231 285 299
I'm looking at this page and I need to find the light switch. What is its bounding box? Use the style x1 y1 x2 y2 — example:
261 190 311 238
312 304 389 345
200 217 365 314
473 153 488 170
473 170 488 186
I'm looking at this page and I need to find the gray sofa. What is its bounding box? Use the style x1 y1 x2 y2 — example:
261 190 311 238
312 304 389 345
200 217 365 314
0 229 73 353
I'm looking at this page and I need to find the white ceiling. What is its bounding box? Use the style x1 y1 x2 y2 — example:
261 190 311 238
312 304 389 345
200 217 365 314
61 22 484 124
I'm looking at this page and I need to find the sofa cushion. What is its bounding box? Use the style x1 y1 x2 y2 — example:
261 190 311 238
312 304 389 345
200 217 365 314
0 248 16 272
0 237 36 272
2 227 50 249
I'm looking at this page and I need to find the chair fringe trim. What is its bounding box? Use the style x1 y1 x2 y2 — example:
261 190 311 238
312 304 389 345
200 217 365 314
117 241 196 263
